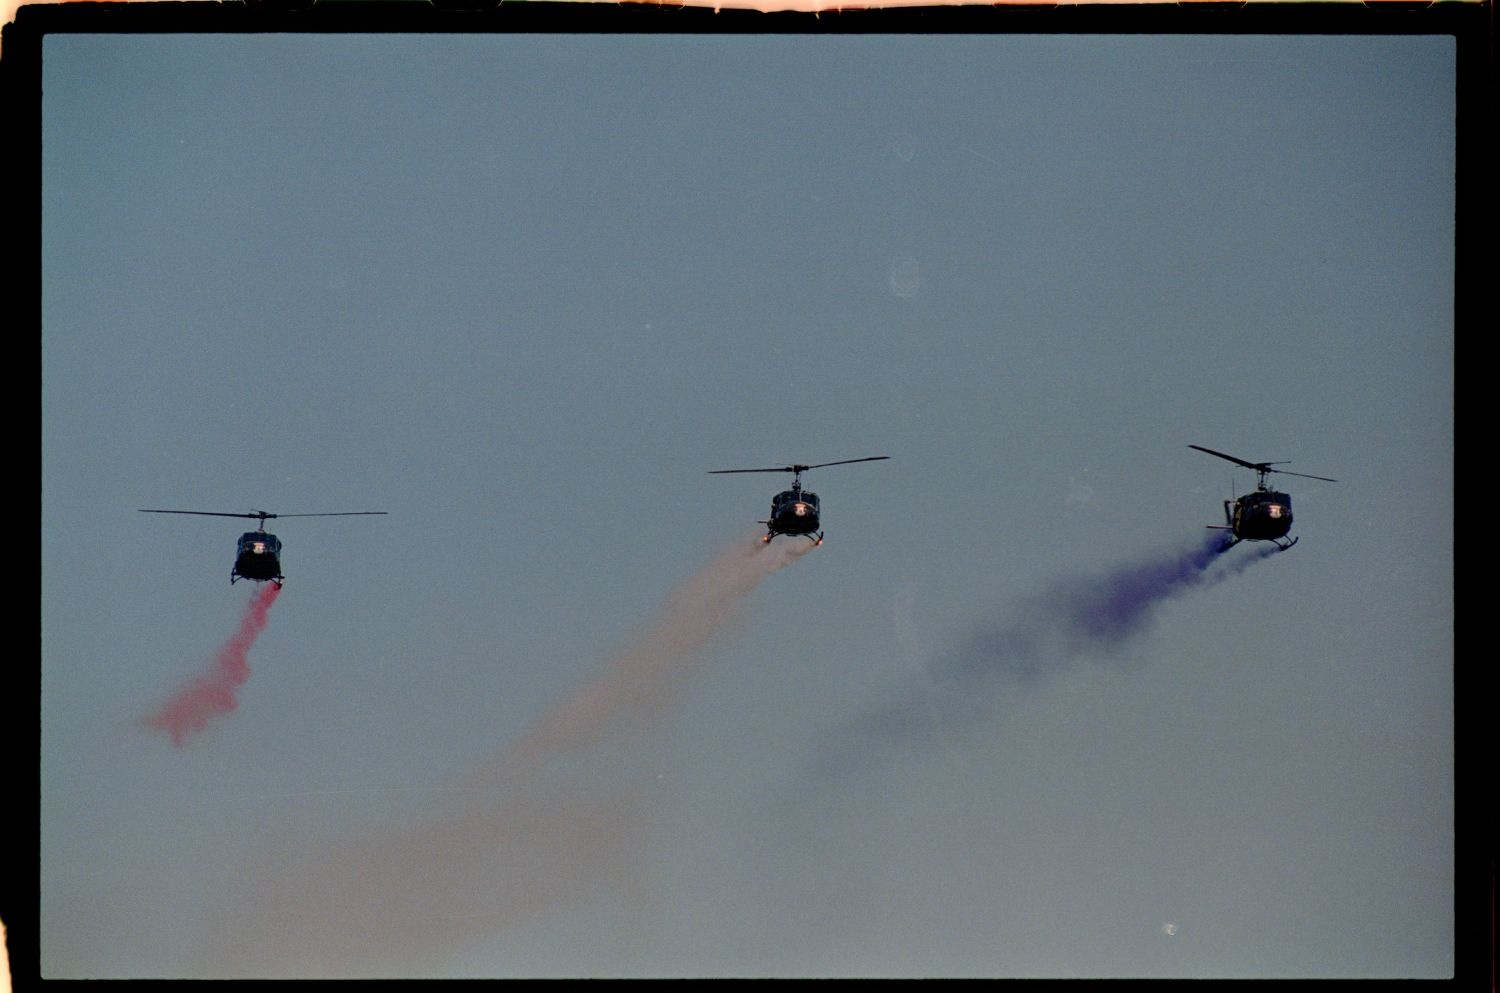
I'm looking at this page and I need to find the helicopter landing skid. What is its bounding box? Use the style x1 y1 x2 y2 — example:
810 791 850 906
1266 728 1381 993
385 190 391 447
1206 529 1297 552
762 531 824 546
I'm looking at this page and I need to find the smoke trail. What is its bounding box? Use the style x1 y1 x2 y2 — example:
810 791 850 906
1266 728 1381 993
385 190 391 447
474 533 815 783
818 532 1280 775
199 533 813 975
143 582 282 745
197 787 645 978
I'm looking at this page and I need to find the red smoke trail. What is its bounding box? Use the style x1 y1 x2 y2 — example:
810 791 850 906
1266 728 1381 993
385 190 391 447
144 582 282 745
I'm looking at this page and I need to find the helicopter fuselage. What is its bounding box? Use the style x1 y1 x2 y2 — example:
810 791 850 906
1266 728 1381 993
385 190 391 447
1225 490 1294 543
233 530 284 584
767 488 822 539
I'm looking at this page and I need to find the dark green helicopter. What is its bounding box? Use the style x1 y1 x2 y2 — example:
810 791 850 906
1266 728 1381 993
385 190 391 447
1190 445 1336 550
709 457 889 545
138 508 387 584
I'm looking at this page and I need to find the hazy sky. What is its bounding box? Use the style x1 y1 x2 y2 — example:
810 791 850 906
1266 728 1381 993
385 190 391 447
37 20 1456 979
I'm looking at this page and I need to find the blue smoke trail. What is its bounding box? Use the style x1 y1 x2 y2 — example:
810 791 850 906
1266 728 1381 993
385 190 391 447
816 532 1281 776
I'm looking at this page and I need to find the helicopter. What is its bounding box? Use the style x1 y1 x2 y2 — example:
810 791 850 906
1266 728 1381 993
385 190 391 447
709 456 890 544
1189 445 1336 550
138 508 388 584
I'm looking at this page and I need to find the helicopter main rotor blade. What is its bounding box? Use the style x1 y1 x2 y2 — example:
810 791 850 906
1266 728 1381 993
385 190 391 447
709 456 890 475
1187 445 1273 471
140 509 388 519
708 467 796 475
1266 469 1338 483
1188 446 1334 482
266 512 389 517
800 456 891 471
139 509 271 519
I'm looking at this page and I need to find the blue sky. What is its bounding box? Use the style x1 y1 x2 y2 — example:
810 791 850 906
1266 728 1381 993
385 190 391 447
37 25 1455 978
